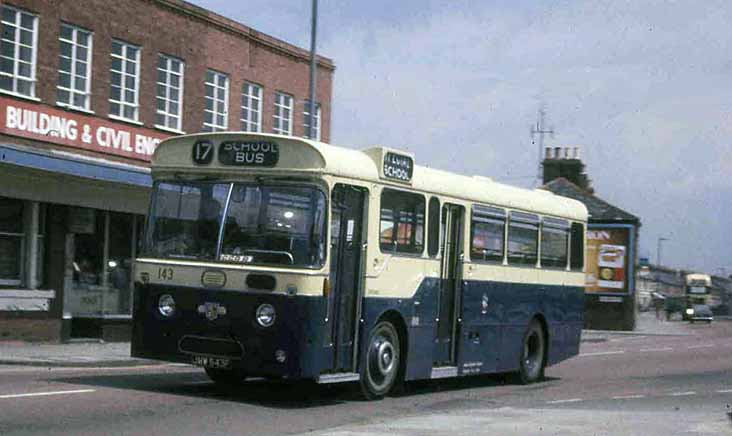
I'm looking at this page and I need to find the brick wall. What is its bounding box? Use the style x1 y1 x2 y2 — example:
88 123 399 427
2 0 334 161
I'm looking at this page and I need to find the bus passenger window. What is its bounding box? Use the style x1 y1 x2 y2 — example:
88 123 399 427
507 211 539 266
541 217 569 268
379 189 425 254
570 222 585 271
470 205 505 262
427 197 440 257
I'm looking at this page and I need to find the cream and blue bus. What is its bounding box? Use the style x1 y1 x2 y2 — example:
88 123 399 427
132 132 587 399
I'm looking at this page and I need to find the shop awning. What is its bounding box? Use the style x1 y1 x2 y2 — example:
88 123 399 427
0 143 151 187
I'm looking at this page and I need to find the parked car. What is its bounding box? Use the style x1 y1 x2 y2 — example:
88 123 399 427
686 304 713 323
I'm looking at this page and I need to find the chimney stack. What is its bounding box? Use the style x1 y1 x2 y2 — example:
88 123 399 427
541 145 591 190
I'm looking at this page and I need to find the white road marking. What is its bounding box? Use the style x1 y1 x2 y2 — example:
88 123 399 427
0 389 96 399
639 347 673 352
687 344 714 349
612 394 645 400
547 398 583 404
578 350 626 357
669 391 696 397
716 389 732 393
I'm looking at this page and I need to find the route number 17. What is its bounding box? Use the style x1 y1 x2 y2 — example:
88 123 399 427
192 141 214 165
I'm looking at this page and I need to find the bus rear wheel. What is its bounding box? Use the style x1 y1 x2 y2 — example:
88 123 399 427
360 321 401 400
205 367 247 386
516 319 546 384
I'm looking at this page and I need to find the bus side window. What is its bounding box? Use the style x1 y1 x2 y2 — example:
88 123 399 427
427 197 440 257
541 217 569 268
570 222 585 271
379 189 425 255
507 211 539 266
470 205 506 263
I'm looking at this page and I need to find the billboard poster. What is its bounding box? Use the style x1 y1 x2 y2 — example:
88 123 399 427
585 227 630 294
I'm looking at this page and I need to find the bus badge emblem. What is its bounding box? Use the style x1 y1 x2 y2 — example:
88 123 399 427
197 302 227 321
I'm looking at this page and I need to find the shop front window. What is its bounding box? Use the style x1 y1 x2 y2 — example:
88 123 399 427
108 212 134 314
0 198 24 286
68 207 141 317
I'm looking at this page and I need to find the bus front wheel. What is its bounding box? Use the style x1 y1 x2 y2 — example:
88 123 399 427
205 367 247 386
360 320 401 400
516 319 546 384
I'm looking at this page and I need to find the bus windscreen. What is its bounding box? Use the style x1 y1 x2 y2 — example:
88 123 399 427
143 181 326 268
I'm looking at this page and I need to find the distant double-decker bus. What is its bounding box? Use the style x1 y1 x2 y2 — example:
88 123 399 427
131 133 588 399
684 273 712 319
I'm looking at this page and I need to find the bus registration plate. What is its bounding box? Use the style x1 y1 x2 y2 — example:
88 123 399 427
191 355 231 369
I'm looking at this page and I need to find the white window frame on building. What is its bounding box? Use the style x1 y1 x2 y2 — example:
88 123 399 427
57 23 93 111
0 5 38 98
303 100 321 141
240 82 262 132
273 91 293 135
155 53 185 133
203 69 229 132
109 39 141 122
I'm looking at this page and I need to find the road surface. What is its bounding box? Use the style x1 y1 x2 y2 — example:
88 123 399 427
0 320 730 435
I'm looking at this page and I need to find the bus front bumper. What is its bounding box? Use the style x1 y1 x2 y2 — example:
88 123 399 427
131 284 326 379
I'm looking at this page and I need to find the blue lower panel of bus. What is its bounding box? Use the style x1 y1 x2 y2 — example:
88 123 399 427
357 278 584 381
132 279 583 381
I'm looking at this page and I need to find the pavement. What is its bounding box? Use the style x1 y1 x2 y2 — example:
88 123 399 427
580 310 694 343
0 341 158 368
0 311 723 368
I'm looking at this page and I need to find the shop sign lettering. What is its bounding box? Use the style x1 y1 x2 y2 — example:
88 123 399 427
0 95 169 162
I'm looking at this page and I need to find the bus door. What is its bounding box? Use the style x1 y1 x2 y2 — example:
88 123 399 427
329 184 368 372
434 203 464 366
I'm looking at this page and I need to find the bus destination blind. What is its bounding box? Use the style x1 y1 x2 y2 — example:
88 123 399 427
383 151 413 182
217 141 279 166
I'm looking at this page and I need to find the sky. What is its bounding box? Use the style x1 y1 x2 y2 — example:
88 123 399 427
192 0 732 275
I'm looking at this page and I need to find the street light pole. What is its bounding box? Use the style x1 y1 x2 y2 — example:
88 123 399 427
657 237 668 267
307 0 318 140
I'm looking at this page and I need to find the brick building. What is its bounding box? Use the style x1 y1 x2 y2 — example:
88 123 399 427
542 146 641 331
0 0 334 341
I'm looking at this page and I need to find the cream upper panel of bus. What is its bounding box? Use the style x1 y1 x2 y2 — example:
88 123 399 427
410 167 587 223
151 132 378 181
152 132 587 223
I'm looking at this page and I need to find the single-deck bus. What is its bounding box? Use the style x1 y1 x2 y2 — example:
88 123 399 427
132 133 588 399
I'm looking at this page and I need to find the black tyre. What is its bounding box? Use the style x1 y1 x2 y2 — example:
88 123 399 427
360 320 401 400
204 367 247 386
516 319 546 384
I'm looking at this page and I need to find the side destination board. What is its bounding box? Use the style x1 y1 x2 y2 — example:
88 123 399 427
383 151 413 182
218 141 279 166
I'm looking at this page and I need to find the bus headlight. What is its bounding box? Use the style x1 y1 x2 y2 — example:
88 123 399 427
685 308 694 315
256 304 276 327
158 294 176 317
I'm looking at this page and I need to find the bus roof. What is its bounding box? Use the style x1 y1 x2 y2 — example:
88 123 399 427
153 132 588 222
